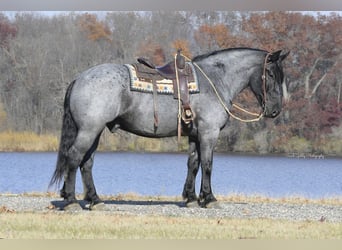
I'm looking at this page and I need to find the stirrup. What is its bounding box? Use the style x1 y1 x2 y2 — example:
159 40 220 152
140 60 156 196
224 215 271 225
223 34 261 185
182 108 194 124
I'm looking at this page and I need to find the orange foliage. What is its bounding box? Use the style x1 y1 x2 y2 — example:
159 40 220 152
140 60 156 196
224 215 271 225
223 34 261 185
171 39 192 58
0 14 17 50
194 24 241 51
136 39 166 65
78 13 112 42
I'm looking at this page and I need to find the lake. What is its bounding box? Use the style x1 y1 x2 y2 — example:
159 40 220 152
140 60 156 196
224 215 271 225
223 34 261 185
0 152 341 199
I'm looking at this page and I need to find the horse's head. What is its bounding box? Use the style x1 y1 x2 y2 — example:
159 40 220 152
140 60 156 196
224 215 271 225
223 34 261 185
250 50 290 118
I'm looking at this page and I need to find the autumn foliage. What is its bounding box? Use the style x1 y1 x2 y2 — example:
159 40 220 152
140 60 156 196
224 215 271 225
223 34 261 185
78 13 112 42
171 39 192 59
0 15 17 49
194 24 241 51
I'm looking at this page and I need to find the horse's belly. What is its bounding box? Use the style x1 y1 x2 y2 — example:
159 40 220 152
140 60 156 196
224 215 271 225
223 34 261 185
117 109 179 138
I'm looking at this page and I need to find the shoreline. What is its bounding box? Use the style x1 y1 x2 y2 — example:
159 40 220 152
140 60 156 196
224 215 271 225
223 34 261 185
1 192 341 205
1 192 341 223
1 150 342 160
0 131 341 158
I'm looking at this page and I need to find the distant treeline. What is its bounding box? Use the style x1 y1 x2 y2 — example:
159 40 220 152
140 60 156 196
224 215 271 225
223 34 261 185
0 11 341 155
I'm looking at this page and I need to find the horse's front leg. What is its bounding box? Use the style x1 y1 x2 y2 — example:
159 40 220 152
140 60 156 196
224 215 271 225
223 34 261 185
182 138 200 207
198 131 220 208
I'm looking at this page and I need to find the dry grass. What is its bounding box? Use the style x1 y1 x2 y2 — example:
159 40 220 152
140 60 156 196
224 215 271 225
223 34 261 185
0 193 341 239
0 130 187 152
1 212 341 239
0 131 58 151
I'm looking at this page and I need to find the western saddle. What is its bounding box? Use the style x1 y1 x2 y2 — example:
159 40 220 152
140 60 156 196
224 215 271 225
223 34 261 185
137 50 195 125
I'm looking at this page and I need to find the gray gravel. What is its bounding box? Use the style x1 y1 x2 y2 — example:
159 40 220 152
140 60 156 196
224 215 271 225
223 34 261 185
1 194 341 223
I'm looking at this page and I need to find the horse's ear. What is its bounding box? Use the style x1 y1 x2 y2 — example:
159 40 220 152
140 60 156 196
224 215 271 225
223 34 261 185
267 50 282 63
267 50 290 63
279 50 290 62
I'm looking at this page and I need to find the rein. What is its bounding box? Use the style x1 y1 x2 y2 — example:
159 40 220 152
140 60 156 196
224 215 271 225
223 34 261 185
180 53 271 123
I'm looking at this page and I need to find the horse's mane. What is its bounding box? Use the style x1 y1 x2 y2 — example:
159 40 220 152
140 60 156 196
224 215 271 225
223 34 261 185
192 47 267 62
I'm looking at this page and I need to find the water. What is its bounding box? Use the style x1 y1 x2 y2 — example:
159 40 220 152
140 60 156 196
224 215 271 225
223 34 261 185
0 152 341 199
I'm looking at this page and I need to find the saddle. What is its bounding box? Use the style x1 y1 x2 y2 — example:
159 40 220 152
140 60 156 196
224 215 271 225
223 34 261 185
136 50 195 125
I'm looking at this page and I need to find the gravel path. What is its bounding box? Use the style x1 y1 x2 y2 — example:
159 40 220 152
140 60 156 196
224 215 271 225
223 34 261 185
1 194 341 223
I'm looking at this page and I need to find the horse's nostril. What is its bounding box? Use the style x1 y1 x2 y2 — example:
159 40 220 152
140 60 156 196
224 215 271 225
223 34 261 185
272 110 280 117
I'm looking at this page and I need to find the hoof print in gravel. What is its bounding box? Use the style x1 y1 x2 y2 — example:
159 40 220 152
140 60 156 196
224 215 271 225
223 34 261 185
63 202 83 212
205 201 222 209
89 202 107 211
186 201 201 208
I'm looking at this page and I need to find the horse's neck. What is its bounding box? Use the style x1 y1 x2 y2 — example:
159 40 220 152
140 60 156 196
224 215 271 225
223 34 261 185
198 57 260 105
225 56 262 102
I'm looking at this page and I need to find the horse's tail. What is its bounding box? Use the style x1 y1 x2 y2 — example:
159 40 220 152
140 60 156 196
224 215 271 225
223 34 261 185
49 80 78 188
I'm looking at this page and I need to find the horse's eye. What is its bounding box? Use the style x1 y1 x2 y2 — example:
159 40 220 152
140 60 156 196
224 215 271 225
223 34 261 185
268 71 274 79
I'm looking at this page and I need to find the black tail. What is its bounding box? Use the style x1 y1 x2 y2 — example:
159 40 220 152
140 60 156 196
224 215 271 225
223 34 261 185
49 80 78 188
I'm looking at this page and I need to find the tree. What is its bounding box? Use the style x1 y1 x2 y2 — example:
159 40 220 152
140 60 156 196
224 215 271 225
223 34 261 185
194 24 241 52
0 14 17 50
136 39 166 65
171 39 192 58
0 101 7 130
78 13 112 42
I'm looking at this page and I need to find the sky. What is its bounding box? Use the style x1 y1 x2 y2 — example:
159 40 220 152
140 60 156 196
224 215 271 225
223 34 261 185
0 0 341 12
2 11 341 20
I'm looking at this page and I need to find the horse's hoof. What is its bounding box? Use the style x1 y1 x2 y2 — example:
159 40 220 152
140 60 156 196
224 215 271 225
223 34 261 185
89 202 106 211
205 201 222 209
63 202 82 212
186 200 200 208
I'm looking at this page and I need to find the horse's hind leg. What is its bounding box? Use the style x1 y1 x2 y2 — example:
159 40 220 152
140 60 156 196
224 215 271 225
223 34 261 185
80 134 105 210
80 153 105 210
61 144 84 210
62 129 103 210
182 138 200 207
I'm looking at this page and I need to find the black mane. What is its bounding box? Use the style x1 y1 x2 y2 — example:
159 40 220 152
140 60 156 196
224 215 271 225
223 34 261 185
192 47 268 62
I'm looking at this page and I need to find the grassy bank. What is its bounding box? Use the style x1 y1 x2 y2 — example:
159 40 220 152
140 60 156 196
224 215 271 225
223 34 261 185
0 130 188 152
0 130 341 156
0 131 58 151
1 212 341 239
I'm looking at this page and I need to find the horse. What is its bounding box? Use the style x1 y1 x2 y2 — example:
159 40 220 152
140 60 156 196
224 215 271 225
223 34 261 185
50 47 289 210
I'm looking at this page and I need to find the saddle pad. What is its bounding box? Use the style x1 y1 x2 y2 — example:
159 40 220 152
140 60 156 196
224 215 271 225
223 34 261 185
125 63 199 95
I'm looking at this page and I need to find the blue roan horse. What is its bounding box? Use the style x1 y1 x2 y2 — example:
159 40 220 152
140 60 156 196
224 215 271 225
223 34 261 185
50 47 289 210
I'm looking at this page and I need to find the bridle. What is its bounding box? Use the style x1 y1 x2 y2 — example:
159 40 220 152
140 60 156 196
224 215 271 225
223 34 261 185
261 52 271 113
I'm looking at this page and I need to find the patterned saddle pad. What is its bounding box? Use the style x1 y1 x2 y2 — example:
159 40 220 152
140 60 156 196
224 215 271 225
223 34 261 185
125 63 199 95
